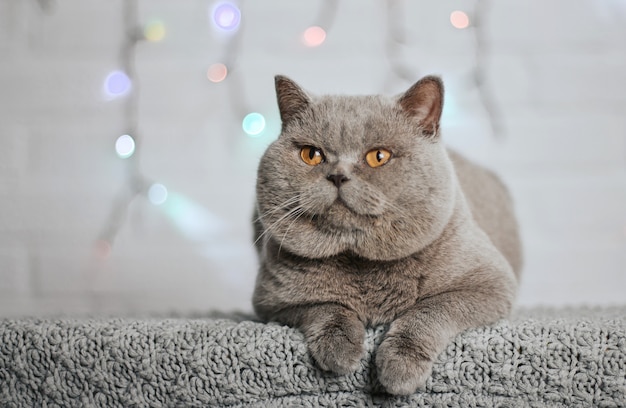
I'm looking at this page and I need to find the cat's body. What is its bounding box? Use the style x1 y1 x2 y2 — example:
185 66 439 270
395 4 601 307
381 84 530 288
253 75 521 395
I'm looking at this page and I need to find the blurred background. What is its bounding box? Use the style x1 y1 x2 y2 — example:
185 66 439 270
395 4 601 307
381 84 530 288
0 0 625 318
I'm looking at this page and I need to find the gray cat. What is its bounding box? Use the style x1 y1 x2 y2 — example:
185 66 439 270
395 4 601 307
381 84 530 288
252 75 522 395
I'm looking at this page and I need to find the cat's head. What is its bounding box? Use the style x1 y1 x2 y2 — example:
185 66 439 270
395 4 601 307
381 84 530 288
255 75 456 261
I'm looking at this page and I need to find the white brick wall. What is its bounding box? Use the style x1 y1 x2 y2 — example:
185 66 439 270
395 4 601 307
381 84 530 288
0 0 624 317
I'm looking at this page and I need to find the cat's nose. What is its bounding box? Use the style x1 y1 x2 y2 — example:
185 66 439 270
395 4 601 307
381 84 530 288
327 173 350 188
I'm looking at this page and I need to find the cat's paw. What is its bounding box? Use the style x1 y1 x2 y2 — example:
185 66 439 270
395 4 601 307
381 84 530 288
376 337 434 395
306 317 365 375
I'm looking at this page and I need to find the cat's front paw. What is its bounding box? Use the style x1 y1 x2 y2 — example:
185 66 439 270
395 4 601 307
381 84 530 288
376 336 434 395
306 316 365 375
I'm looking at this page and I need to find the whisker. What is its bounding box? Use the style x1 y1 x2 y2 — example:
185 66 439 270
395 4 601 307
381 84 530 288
277 207 307 256
253 195 302 224
254 196 317 248
253 206 302 246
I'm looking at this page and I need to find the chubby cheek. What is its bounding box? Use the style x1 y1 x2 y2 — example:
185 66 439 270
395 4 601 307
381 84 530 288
299 179 337 213
364 161 410 201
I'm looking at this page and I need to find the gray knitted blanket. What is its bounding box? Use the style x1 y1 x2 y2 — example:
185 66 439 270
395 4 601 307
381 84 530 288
1 308 624 407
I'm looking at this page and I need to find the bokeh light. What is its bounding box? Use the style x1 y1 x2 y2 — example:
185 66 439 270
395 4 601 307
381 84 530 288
115 134 136 159
302 26 326 47
144 20 166 42
161 193 226 242
94 239 112 260
450 11 470 29
242 113 266 136
207 63 228 82
148 183 168 205
211 2 241 32
103 70 131 99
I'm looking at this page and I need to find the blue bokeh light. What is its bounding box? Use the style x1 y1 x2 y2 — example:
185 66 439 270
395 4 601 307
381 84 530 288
103 70 131 99
211 2 241 32
148 183 168 205
242 113 266 136
115 134 136 159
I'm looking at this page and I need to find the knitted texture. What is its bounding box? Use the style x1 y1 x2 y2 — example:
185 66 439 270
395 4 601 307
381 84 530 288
0 308 624 407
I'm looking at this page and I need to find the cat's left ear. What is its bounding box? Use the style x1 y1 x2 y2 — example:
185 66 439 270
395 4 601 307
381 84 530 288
275 75 311 126
398 76 444 137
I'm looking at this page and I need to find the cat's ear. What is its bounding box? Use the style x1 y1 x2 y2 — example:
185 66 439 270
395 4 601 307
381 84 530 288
275 75 311 125
398 76 444 137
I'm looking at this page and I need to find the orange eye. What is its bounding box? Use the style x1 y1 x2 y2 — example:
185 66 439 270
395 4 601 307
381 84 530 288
300 146 324 166
365 149 392 168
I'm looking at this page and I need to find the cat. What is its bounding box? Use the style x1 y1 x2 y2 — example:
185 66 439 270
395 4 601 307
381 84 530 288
252 75 522 395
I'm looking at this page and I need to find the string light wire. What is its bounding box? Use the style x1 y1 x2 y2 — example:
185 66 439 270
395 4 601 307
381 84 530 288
472 0 504 138
209 1 257 132
96 0 151 254
302 0 338 47
92 0 504 257
383 0 417 91
312 0 338 33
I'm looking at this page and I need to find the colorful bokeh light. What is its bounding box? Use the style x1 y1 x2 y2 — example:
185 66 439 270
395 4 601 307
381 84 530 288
242 113 266 136
103 70 131 99
450 11 470 29
161 192 226 242
302 26 326 47
144 20 166 42
94 239 112 260
148 183 168 205
207 63 228 82
115 134 136 159
212 2 241 32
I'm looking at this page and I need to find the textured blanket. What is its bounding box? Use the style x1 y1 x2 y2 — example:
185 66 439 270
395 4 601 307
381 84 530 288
1 307 624 407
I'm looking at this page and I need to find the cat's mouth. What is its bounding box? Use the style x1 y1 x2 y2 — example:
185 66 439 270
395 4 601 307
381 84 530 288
312 198 380 232
330 196 364 218
335 196 356 212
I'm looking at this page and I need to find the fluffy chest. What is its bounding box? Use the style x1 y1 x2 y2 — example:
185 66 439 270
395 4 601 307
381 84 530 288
275 251 429 326
338 257 426 326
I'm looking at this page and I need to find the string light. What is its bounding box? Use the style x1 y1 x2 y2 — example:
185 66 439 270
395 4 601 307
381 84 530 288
94 0 504 264
242 113 265 136
97 0 151 259
207 0 253 130
144 20 166 42
382 0 417 91
207 63 228 82
302 26 326 47
148 183 168 205
450 10 470 29
161 193 226 242
103 70 131 99
211 2 241 32
93 239 112 260
115 134 136 158
472 0 504 138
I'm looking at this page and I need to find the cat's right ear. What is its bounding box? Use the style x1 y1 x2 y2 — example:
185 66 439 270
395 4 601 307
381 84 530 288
275 75 311 125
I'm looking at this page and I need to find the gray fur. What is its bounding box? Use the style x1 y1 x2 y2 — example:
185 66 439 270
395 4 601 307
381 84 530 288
252 75 522 395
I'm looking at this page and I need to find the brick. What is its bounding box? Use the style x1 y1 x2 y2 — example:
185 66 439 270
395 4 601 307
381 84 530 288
0 246 29 295
0 295 92 317
0 60 129 120
450 109 626 173
1 0 626 317
518 242 626 306
34 0 123 58
489 1 617 51
514 173 626 240
90 217 257 313
0 125 27 192
530 52 626 105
